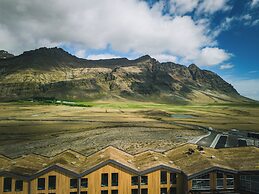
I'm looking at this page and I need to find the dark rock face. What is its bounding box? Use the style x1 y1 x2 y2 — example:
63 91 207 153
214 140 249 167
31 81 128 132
0 50 14 59
0 47 245 103
188 64 238 94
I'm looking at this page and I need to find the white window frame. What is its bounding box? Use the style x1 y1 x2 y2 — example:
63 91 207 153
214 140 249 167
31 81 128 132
192 174 210 191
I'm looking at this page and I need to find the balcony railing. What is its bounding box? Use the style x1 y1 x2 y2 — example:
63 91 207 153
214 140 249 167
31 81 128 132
190 189 240 194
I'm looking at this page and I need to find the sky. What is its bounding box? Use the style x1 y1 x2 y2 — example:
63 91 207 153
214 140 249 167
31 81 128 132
0 0 258 100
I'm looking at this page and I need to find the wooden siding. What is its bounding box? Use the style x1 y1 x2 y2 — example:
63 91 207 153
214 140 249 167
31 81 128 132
0 176 28 194
0 168 240 194
141 169 182 194
81 163 137 194
0 167 184 194
30 170 76 194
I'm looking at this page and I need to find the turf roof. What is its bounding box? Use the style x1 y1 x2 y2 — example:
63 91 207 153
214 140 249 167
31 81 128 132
0 144 259 178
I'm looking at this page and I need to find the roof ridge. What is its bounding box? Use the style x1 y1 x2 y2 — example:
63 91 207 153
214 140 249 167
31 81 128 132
1 144 259 178
0 143 193 159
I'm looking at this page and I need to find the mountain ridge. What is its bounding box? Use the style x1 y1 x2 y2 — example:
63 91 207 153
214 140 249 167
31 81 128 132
0 50 14 59
0 47 252 104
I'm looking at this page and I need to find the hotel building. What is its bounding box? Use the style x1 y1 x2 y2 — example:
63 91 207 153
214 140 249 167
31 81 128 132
0 144 259 194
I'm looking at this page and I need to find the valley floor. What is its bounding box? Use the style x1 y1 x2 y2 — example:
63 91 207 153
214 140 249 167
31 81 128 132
0 101 259 157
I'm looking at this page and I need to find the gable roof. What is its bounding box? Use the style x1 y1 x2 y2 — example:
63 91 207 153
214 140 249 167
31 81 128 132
0 144 259 179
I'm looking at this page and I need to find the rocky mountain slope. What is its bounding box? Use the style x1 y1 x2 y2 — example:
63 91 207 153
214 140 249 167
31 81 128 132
0 47 250 103
0 50 14 59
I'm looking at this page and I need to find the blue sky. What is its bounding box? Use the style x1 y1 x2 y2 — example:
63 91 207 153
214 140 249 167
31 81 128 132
0 0 258 99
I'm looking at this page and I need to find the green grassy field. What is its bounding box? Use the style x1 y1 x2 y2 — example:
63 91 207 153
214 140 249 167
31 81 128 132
0 100 258 157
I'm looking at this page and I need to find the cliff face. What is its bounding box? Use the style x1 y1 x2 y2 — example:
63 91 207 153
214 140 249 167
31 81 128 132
0 47 247 104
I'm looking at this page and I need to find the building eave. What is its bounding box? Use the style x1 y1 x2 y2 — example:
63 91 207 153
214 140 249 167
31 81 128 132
187 166 238 180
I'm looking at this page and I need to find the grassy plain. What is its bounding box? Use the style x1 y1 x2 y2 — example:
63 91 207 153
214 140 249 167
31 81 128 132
0 100 258 157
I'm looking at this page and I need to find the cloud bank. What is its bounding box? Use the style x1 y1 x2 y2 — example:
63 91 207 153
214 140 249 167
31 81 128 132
0 0 231 66
87 54 121 60
251 0 259 7
230 79 259 100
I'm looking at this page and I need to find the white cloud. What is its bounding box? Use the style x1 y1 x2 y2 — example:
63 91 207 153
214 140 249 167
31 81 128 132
237 14 259 26
195 47 231 66
170 0 230 16
242 14 252 20
241 14 254 26
151 54 178 63
75 49 86 58
248 70 258 74
87 54 121 60
170 0 199 15
220 64 234 70
0 0 230 66
230 79 259 100
251 19 259 26
212 14 257 37
197 0 230 15
212 17 234 37
251 0 259 7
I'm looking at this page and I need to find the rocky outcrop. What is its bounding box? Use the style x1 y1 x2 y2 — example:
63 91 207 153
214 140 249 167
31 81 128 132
0 50 14 59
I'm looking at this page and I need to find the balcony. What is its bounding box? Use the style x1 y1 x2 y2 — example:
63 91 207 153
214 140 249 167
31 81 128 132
190 190 240 194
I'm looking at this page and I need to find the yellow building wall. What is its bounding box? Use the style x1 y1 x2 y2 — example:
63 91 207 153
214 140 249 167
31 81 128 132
141 170 182 194
187 180 192 191
210 172 216 190
0 176 28 194
82 163 137 194
30 170 76 194
82 165 182 194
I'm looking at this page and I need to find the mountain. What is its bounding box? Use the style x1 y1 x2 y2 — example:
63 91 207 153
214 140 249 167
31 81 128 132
0 50 14 59
0 47 251 104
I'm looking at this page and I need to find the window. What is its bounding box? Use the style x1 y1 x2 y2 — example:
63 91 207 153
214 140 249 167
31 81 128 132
15 180 23 192
170 173 177 184
161 188 167 194
112 173 119 186
3 177 12 192
132 176 139 186
70 179 78 189
48 176 56 190
170 187 176 194
240 175 259 193
101 190 108 194
192 174 210 190
81 192 87 194
141 176 148 185
132 189 139 194
216 172 224 189
37 178 45 190
101 173 108 187
217 172 223 178
81 178 88 188
226 174 234 189
141 188 148 194
112 190 118 194
161 171 167 184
